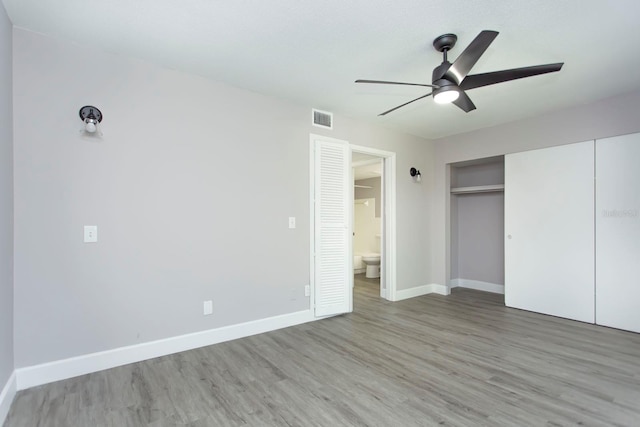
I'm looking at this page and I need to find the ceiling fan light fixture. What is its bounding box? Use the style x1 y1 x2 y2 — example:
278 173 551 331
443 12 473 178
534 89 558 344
433 85 460 104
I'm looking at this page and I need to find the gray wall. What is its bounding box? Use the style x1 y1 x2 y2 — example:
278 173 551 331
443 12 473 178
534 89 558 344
12 28 434 368
452 161 504 188
453 193 504 284
355 177 381 218
430 89 640 287
450 161 504 284
0 3 14 389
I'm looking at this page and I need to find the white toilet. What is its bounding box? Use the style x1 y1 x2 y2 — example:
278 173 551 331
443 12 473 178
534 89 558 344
362 253 381 278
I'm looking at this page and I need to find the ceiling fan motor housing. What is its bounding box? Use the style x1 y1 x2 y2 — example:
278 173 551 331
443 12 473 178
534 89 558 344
432 61 453 84
433 79 456 90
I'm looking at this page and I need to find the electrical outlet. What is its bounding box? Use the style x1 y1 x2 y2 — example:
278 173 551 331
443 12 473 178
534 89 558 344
304 285 310 297
203 300 213 316
288 217 296 229
84 225 98 243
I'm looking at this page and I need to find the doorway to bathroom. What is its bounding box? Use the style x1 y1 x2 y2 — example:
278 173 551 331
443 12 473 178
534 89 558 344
351 145 396 303
353 155 384 299
309 134 397 318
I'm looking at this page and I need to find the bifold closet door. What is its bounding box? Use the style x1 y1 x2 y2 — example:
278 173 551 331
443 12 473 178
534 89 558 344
505 141 594 323
596 133 640 333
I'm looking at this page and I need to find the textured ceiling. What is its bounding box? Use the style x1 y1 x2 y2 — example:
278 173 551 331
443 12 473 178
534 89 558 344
4 0 640 139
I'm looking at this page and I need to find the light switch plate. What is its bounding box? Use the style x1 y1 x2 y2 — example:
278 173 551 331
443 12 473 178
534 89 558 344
84 225 98 243
288 217 296 229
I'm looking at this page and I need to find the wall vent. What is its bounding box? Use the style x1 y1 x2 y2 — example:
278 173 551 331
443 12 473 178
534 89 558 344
312 109 333 129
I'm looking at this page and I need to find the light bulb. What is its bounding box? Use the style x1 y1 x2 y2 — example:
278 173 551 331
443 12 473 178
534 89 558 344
85 120 97 133
433 89 460 104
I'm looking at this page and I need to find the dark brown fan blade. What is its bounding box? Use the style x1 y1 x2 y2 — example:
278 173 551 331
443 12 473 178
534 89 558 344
452 91 476 113
460 63 564 90
355 79 438 88
447 30 499 84
379 92 433 116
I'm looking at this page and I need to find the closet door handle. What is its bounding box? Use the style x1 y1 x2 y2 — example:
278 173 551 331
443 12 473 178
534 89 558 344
507 234 512 239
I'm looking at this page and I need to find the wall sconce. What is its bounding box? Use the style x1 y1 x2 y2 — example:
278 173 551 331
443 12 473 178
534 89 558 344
79 106 103 136
410 167 422 182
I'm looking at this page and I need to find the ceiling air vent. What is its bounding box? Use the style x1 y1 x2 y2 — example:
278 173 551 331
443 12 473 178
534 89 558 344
312 109 333 130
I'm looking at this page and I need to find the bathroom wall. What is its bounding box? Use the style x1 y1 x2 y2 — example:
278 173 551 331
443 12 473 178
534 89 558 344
354 198 380 255
355 177 381 217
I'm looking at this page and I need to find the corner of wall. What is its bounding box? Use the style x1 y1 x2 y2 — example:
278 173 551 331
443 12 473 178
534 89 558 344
0 371 17 425
0 1 15 423
393 283 449 301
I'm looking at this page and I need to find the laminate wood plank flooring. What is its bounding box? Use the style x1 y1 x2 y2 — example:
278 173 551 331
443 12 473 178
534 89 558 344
5 276 640 426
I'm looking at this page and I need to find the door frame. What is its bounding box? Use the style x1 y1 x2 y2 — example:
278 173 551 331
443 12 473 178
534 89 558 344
351 144 397 301
309 133 397 318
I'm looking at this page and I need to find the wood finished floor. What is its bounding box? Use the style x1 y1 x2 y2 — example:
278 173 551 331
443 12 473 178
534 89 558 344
5 276 640 426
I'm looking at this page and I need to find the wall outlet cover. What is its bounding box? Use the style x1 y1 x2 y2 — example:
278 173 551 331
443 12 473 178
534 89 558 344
83 225 98 243
203 300 213 316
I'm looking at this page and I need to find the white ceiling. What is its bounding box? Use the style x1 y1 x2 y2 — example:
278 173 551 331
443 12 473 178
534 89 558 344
352 153 382 180
4 0 640 139
354 163 382 181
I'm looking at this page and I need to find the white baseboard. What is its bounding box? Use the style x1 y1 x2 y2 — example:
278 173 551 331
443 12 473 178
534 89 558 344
429 284 450 296
16 309 315 391
354 268 365 274
393 283 450 301
0 371 17 425
394 284 432 301
450 278 504 294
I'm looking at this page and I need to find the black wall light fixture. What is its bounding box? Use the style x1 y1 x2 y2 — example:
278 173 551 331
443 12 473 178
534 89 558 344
410 167 422 182
79 105 103 136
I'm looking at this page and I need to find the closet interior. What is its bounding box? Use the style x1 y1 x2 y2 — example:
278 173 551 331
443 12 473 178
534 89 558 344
449 156 505 295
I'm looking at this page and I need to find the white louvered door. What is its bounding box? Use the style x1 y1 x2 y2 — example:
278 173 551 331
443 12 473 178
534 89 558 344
313 137 352 317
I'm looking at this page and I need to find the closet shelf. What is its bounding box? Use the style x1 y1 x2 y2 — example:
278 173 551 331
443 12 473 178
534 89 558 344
450 184 504 194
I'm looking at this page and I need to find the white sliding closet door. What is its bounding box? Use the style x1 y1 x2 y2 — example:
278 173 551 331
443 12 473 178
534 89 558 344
596 133 640 333
313 137 352 317
505 141 594 323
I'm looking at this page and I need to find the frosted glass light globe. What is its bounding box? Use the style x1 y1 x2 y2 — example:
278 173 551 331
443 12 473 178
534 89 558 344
85 121 97 133
433 89 460 104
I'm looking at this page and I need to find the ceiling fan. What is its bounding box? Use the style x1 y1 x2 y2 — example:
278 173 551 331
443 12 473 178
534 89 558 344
356 30 563 115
